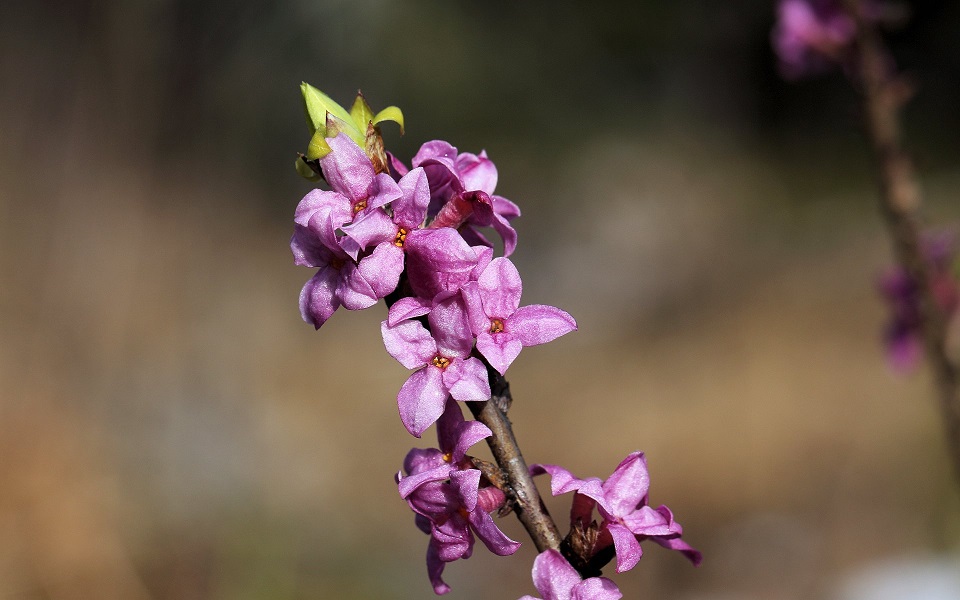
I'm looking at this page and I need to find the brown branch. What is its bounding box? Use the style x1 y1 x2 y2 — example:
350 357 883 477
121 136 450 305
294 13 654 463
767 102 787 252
466 368 564 554
845 0 960 482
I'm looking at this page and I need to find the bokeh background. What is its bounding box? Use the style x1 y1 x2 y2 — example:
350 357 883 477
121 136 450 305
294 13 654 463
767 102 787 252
4 1 960 598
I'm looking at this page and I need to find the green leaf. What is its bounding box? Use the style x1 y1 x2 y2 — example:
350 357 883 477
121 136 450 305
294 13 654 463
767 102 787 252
372 106 405 134
295 156 321 181
305 128 332 160
300 82 353 135
349 92 376 132
325 112 365 146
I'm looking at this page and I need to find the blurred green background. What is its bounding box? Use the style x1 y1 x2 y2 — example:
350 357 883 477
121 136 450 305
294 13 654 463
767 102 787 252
4 1 960 598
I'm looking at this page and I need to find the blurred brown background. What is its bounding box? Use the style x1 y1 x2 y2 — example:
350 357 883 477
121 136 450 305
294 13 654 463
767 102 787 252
3 1 960 598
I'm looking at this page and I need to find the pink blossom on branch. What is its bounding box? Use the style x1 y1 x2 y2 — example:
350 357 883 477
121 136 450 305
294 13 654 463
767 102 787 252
398 399 520 595
519 550 621 600
381 296 491 437
463 257 578 375
532 452 701 573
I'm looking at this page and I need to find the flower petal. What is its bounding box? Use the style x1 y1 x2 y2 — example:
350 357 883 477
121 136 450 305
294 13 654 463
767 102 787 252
451 421 492 462
621 505 674 537
649 535 703 567
355 242 403 300
290 225 335 268
294 188 351 251
606 522 643 573
600 452 650 517
398 464 454 500
476 331 523 375
341 208 397 255
529 463 603 499
398 367 449 438
467 509 521 556
299 267 340 329
381 319 437 370
367 172 404 210
336 261 379 311
571 577 622 600
425 542 451 595
530 549 581 600
429 293 474 358
456 150 498 195
405 228 478 300
443 357 491 402
479 257 523 319
319 134 376 202
510 305 578 347
394 167 431 229
388 296 433 327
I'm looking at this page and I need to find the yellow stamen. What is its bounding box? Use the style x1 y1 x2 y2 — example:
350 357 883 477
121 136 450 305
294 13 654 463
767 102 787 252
432 355 451 369
394 227 407 247
490 318 504 333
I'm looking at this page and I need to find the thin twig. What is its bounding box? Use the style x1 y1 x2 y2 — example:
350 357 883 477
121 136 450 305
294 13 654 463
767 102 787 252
466 368 563 554
845 0 960 482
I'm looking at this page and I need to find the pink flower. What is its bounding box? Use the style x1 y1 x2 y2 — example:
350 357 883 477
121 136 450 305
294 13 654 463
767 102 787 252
532 452 701 573
296 133 403 256
381 295 491 437
772 0 856 79
398 399 519 595
518 550 621 600
413 141 521 256
291 225 402 328
463 257 577 375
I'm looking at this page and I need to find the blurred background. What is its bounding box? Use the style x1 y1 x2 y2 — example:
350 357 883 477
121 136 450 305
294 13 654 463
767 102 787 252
3 0 960 598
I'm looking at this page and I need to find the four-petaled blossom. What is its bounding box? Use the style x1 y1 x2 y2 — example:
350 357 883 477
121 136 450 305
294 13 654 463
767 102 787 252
381 295 491 437
291 224 402 328
519 549 622 600
298 133 403 256
464 257 578 375
340 166 431 269
532 452 701 573
399 399 520 595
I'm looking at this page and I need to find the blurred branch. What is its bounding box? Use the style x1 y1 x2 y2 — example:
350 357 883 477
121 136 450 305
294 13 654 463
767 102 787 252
845 0 960 482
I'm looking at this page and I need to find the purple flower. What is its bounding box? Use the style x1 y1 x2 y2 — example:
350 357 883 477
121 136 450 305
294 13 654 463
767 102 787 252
398 399 519 595
532 452 701 573
338 166 432 276
518 549 622 600
412 141 521 256
291 225 402 328
463 257 578 375
772 0 857 79
404 228 483 302
879 232 959 373
296 133 403 256
381 295 491 437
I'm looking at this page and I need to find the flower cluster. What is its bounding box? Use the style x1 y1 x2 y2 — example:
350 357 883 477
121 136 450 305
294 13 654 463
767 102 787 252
291 85 698 597
879 232 960 373
398 398 521 594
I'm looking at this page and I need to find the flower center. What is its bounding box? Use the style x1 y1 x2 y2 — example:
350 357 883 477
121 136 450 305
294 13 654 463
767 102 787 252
442 452 453 463
432 355 451 369
330 257 345 270
394 227 407 248
489 318 504 334
353 199 367 214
